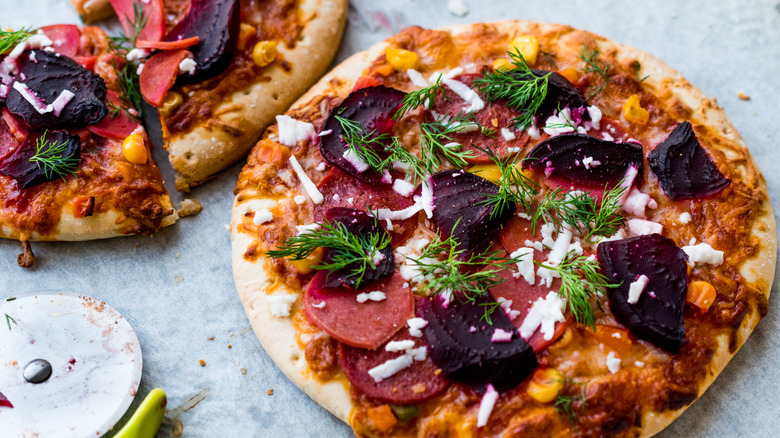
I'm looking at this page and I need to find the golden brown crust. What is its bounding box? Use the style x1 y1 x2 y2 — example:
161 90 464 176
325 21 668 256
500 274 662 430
161 0 348 191
232 20 775 437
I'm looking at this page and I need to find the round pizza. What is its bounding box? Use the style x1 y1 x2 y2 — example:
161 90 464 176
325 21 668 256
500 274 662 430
231 21 776 437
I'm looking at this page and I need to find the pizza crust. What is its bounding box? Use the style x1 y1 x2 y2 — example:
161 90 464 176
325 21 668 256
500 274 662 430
232 20 776 436
163 0 348 191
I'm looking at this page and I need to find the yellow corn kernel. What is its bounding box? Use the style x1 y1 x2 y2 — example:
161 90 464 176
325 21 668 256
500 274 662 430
527 367 564 403
385 48 419 72
511 35 539 66
493 58 514 71
290 247 323 275
238 23 256 51
468 164 503 183
623 94 649 125
122 133 147 164
558 67 579 84
159 91 183 117
687 280 717 313
252 41 278 67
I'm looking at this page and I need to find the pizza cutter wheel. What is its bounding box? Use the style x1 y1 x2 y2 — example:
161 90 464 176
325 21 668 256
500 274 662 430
0 292 166 438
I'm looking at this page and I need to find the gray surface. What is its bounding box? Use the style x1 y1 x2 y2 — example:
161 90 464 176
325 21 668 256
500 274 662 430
1 0 779 436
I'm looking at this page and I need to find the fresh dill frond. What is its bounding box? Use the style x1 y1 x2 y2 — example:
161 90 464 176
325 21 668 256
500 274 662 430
336 115 425 183
541 104 578 132
5 313 16 331
112 58 144 119
578 45 613 98
474 48 551 130
537 253 617 329
479 301 502 325
108 0 149 50
267 219 391 289
554 383 588 426
29 131 79 181
419 112 481 173
476 145 538 219
394 74 447 120
0 27 32 55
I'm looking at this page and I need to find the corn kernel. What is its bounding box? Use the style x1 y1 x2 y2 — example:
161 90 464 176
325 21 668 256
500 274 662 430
687 280 717 313
558 67 579 84
290 247 323 275
252 41 278 67
527 367 564 403
238 23 257 51
623 94 649 125
493 58 514 71
122 133 147 164
511 35 539 66
385 48 419 72
159 91 183 117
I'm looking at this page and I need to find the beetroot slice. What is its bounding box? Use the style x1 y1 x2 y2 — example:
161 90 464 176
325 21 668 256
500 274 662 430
420 292 537 392
529 69 588 122
429 169 515 259
319 85 406 184
318 207 394 290
597 234 688 353
0 130 80 188
305 272 414 350
6 50 107 130
523 133 643 188
648 122 730 201
166 0 239 84
339 319 449 403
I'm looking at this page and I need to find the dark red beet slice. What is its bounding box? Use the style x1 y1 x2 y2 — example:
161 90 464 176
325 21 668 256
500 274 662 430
597 234 688 353
429 169 515 259
315 167 417 246
317 207 394 290
523 133 643 188
40 24 81 58
419 292 537 392
304 272 414 350
165 0 240 84
526 69 588 122
0 130 81 188
319 85 406 184
648 122 730 201
0 391 12 408
339 320 449 403
7 50 107 130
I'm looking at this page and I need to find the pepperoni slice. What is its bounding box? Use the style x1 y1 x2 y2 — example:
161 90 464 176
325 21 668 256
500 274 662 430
87 91 140 140
0 116 21 163
315 167 417 246
40 24 81 58
339 321 448 403
139 49 190 107
304 272 414 350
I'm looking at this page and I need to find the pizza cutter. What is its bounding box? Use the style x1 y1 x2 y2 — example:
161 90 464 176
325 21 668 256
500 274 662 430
0 292 166 438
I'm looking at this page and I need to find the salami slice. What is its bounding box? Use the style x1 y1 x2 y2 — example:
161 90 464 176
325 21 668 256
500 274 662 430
304 272 414 350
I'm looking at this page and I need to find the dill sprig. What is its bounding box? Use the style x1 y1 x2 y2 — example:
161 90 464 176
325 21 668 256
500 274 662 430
111 58 144 119
394 74 447 120
0 27 32 54
267 219 390 289
336 115 425 183
474 48 551 130
554 383 588 426
537 253 616 329
419 112 481 173
531 183 626 244
578 45 613 98
107 0 148 118
29 131 79 181
108 0 149 49
476 145 538 219
5 313 16 331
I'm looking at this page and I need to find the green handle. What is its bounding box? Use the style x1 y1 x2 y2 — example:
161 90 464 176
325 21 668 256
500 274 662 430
113 388 167 438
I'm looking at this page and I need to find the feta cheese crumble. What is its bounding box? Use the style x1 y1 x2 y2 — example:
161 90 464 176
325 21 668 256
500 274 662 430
519 291 566 341
477 384 499 427
276 115 316 146
682 242 724 266
268 294 296 317
627 274 650 304
606 351 621 374
356 291 387 303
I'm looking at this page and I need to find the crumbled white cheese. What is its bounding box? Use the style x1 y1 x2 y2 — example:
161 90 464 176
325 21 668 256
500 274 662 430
497 297 521 320
621 188 658 218
500 127 516 141
372 176 435 221
537 228 582 287
2 34 52 74
296 223 320 235
392 178 416 197
679 212 692 224
635 361 645 367
406 68 429 88
491 328 514 343
682 242 724 266
582 156 601 169
585 105 602 130
371 250 386 266
627 274 650 305
606 351 621 374
293 195 306 205
288 155 324 204
126 48 149 62
407 317 428 337
276 115 316 146
519 291 566 341
253 209 273 225
356 291 387 303
268 294 296 317
597 228 627 244
347 197 354 205
443 78 484 112
612 332 622 339
367 347 427 382
527 121 541 139
476 384 499 427
315 162 327 171
342 147 370 172
447 0 469 16
311 301 326 309
509 247 535 285
627 218 663 236
385 340 416 352
178 57 197 75
542 107 579 136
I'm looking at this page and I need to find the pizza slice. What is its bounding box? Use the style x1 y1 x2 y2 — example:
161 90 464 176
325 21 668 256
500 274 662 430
0 25 176 267
89 0 347 191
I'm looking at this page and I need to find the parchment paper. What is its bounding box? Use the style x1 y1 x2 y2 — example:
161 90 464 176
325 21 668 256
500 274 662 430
1 1 779 436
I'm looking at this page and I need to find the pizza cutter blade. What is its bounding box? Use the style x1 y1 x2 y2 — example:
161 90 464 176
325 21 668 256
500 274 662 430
0 292 143 438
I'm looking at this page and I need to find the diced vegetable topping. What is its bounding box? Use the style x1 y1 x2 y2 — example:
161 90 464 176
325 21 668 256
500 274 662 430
648 122 730 200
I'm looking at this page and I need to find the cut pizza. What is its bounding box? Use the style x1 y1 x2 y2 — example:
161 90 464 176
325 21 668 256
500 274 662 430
232 21 776 437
